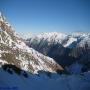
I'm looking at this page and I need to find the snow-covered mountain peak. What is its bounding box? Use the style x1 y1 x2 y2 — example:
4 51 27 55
40 32 66 36
71 32 90 38
22 32 67 41
0 12 5 22
37 32 67 38
25 32 67 46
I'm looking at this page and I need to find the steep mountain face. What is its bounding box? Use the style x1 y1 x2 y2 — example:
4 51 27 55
0 12 63 74
25 32 90 73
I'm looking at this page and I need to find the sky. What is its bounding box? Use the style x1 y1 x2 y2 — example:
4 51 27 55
0 0 90 34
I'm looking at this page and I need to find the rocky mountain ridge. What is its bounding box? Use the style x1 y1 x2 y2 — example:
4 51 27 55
0 12 63 74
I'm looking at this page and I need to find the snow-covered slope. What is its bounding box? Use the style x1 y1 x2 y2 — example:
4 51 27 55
0 12 63 74
0 66 90 90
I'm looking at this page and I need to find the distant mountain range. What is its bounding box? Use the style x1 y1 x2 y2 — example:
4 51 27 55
25 31 90 73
